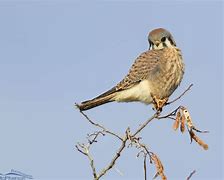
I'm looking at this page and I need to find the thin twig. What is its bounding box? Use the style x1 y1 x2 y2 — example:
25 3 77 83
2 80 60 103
192 127 209 133
75 144 97 179
157 106 181 120
76 83 199 179
186 170 196 180
166 84 193 105
144 155 147 180
133 113 159 137
78 109 123 141
87 150 97 179
128 134 167 180
75 144 87 156
88 131 105 144
97 129 129 179
76 106 174 179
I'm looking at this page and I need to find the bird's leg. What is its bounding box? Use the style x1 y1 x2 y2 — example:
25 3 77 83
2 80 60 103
151 94 168 113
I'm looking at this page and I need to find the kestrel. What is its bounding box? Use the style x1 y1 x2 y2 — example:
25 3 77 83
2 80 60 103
77 28 185 111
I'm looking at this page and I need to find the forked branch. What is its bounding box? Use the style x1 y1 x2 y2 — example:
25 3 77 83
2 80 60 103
76 84 208 179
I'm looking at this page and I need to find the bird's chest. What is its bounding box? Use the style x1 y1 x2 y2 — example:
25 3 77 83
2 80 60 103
150 52 184 99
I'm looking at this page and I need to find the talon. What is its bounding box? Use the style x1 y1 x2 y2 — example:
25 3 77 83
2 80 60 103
151 94 168 112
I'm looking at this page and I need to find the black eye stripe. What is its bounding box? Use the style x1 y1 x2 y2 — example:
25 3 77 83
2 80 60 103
162 42 167 47
148 40 153 49
161 37 166 42
168 37 174 45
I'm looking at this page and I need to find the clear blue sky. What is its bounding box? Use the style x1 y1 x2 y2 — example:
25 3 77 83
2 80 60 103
0 1 223 180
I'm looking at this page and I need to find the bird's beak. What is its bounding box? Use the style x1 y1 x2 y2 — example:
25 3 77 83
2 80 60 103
155 41 160 46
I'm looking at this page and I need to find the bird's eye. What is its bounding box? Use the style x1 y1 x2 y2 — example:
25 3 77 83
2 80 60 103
161 37 166 42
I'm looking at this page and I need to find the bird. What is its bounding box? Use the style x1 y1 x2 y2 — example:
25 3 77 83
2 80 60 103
76 28 185 111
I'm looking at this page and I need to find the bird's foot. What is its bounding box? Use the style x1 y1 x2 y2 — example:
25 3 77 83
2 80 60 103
151 95 168 113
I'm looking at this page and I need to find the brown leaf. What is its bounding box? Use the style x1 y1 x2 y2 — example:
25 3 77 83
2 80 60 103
173 111 181 131
180 115 185 133
151 153 167 180
182 108 194 129
190 130 209 150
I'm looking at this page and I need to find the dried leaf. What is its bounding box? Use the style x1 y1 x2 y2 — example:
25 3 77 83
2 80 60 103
190 130 209 150
151 153 167 180
180 115 185 133
182 108 194 129
173 111 181 131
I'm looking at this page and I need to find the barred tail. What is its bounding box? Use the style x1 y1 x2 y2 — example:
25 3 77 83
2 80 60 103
76 93 115 111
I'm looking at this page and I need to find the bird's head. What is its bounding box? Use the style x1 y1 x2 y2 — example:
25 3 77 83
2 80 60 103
148 28 176 50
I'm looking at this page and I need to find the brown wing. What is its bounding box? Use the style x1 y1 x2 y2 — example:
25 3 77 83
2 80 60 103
90 49 162 100
115 49 162 90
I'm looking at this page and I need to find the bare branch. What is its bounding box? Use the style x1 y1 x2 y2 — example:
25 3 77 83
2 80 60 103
97 129 129 179
88 131 105 144
75 144 87 156
77 108 123 141
157 106 181 120
186 170 196 180
192 127 209 133
143 154 147 180
87 150 97 179
75 143 97 178
166 84 193 105
75 82 207 179
133 112 159 137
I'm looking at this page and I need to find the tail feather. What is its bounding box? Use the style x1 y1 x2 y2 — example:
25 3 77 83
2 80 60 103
76 93 116 111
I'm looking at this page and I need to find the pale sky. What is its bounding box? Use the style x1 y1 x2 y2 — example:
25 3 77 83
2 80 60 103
0 1 223 180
